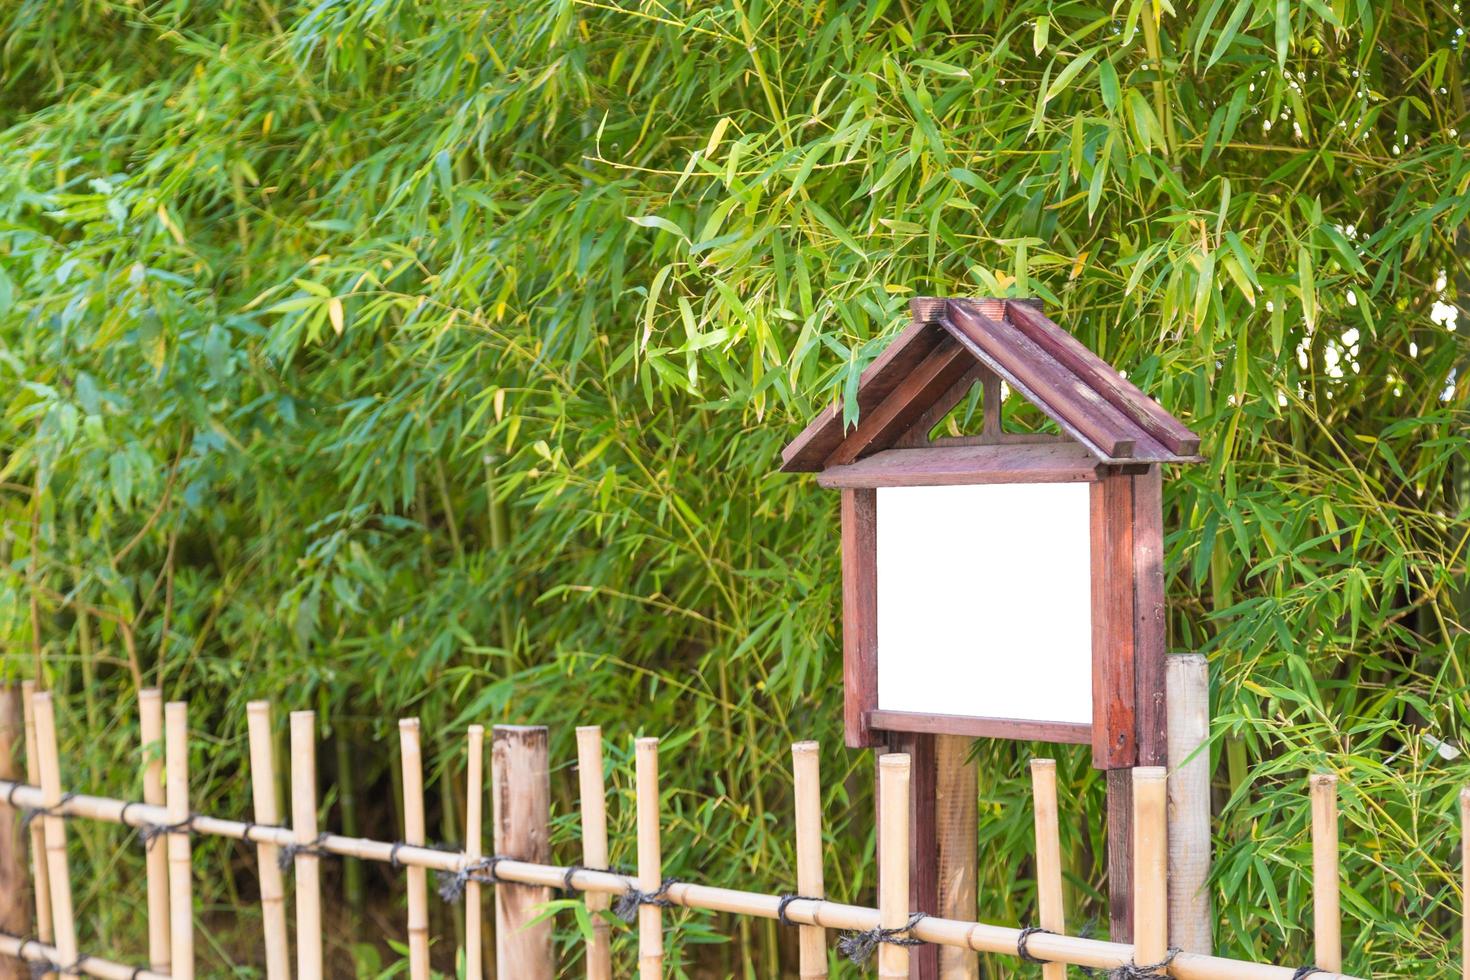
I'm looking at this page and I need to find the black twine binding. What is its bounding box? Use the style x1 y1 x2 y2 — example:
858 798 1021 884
1102 948 1180 979
836 911 927 965
1017 925 1054 964
278 832 331 871
560 864 586 894
436 855 509 903
388 840 409 869
614 878 680 922
1292 969 1325 979
776 893 823 928
19 792 76 831
138 813 197 846
6 783 25 808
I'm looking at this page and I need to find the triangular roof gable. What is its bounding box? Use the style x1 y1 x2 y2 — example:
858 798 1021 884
780 297 1200 472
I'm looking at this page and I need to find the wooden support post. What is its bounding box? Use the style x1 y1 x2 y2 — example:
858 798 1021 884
886 732 938 979
1030 759 1066 980
139 690 170 973
493 726 553 979
878 753 912 980
290 710 323 980
791 741 827 980
934 735 976 980
1105 771 1133 941
1165 654 1212 954
32 692 78 976
245 702 290 980
634 736 663 980
398 719 431 980
21 682 52 946
0 687 25 980
575 726 612 980
164 703 194 980
465 725 485 980
1309 773 1341 972
1131 767 1168 970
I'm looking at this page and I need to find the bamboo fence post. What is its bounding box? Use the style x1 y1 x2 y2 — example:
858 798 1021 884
791 741 827 980
245 702 290 980
31 692 78 976
0 685 26 966
575 726 612 980
492 726 553 979
1309 774 1341 972
164 702 194 980
1461 787 1469 980
935 734 977 980
21 681 52 945
634 736 664 980
878 752 912 980
1166 654 1213 955
139 690 170 973
398 719 431 980
465 725 485 980
1131 767 1168 971
290 710 323 980
1030 759 1066 980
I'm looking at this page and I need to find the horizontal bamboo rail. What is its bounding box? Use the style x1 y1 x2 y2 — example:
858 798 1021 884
0 778 1364 980
0 934 168 980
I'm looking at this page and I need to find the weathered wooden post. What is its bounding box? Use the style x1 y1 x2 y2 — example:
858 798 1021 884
0 686 26 980
491 725 553 978
20 681 51 948
1165 653 1212 953
780 296 1202 961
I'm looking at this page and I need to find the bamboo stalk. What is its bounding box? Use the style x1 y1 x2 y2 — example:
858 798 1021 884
1131 767 1168 970
0 934 169 980
635 736 663 980
31 692 78 976
245 702 290 980
0 685 23 955
465 725 484 980
0 776 1373 980
138 690 170 973
399 719 431 980
20 681 52 945
576 726 612 980
791 741 826 980
290 710 323 980
164 702 193 980
877 752 911 980
1030 759 1066 980
1309 773 1341 972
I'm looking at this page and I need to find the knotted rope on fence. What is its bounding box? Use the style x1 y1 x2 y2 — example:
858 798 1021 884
277 832 332 870
436 855 510 902
8 786 76 832
836 911 927 964
1094 948 1179 979
775 893 824 928
614 877 680 922
1292 968 1324 979
1017 925 1054 964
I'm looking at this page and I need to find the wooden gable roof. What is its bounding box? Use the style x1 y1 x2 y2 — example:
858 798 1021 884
780 297 1200 474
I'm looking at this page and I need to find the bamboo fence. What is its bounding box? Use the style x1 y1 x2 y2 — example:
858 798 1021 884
0 688 1458 979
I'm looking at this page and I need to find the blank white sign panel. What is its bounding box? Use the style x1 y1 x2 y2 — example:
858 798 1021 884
875 483 1092 725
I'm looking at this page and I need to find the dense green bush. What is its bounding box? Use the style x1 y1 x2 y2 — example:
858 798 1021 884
1 0 1466 975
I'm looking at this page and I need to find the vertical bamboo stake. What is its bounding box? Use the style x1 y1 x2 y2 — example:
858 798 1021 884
246 702 290 980
877 752 911 980
790 741 826 980
575 726 612 980
1165 654 1213 954
635 736 663 980
290 710 323 980
31 692 77 976
465 725 484 980
398 719 431 980
1030 759 1066 980
164 702 194 980
20 681 51 945
1309 773 1341 972
1461 787 1469 980
492 726 553 978
1131 767 1168 970
139 690 170 973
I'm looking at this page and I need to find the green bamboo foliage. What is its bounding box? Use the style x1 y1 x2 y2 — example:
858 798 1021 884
0 0 1466 976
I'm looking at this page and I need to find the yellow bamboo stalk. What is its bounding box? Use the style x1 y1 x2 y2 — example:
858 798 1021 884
163 702 194 980
21 680 52 945
635 736 663 980
245 702 290 980
791 741 826 980
1131 767 1168 970
465 724 484 980
139 689 170 973
1310 774 1341 972
877 752 911 980
576 726 611 980
290 710 323 980
399 718 430 980
1030 759 1066 980
31 691 77 976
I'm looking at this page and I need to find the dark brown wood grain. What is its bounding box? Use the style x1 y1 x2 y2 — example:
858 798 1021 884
823 338 976 467
816 442 1103 489
886 731 939 980
1131 466 1168 767
890 365 984 449
1106 768 1134 942
1004 301 1201 457
1090 473 1137 770
868 710 1091 745
841 488 880 748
